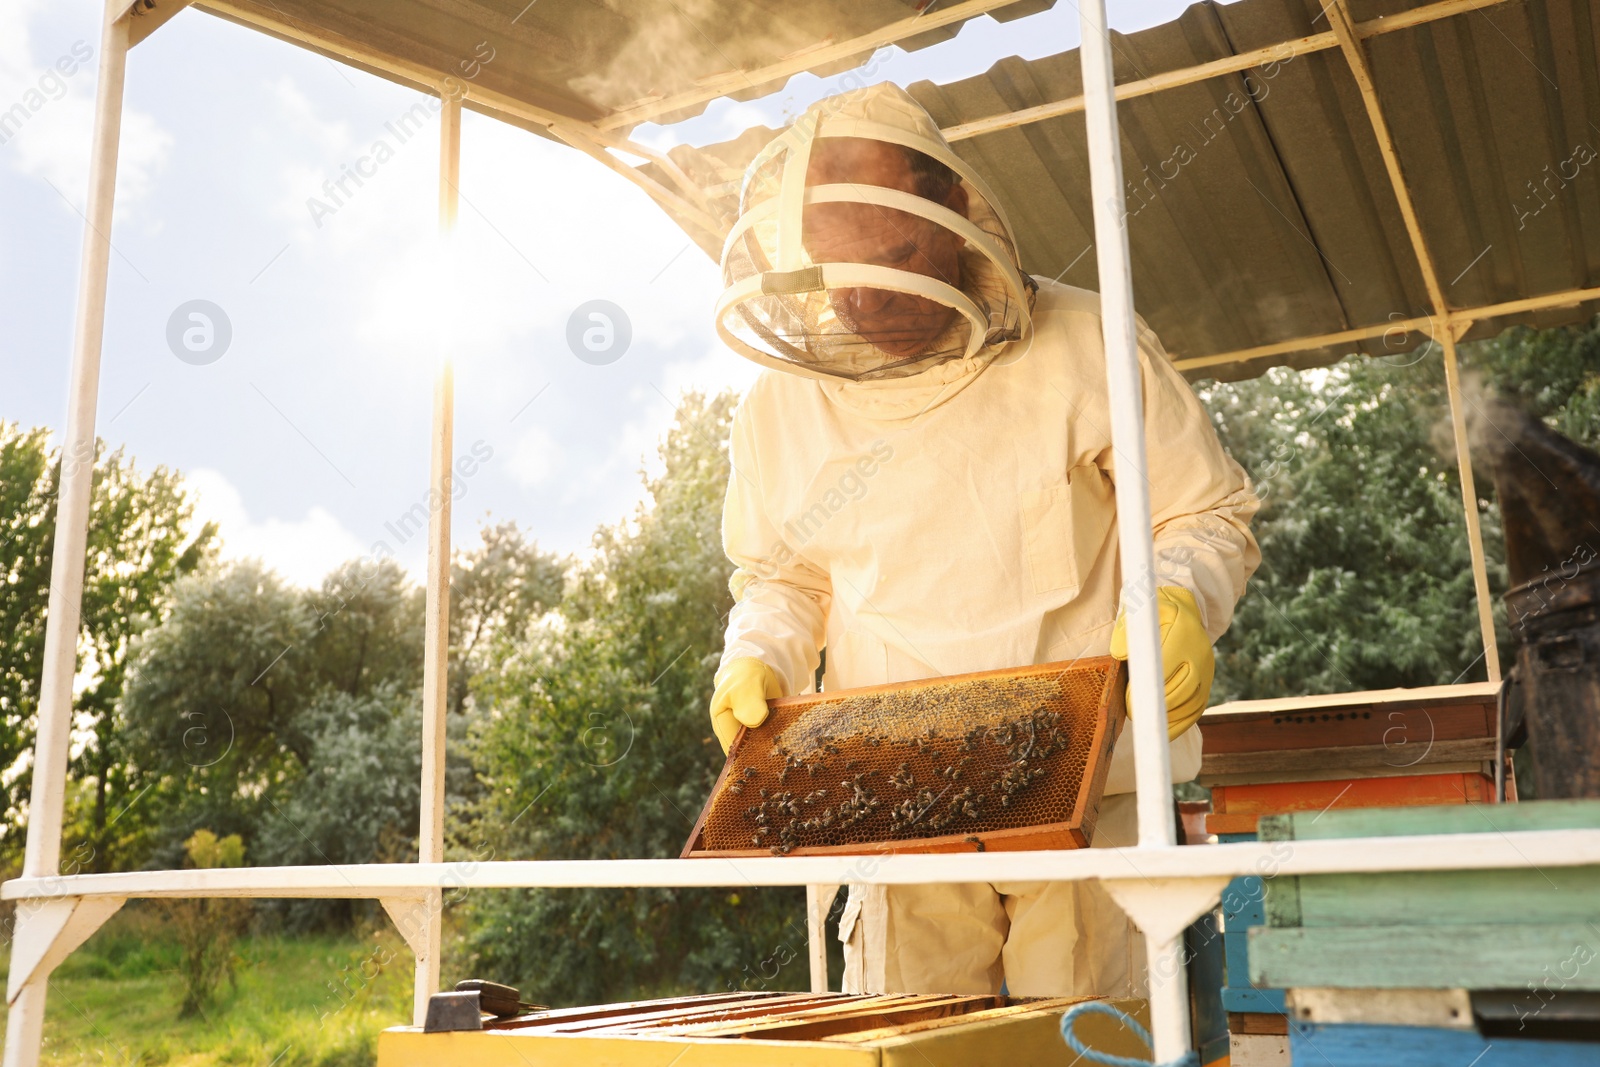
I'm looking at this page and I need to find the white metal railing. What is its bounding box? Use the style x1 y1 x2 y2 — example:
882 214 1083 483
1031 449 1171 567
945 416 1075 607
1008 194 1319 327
1 1 1558 1065
6 832 1600 901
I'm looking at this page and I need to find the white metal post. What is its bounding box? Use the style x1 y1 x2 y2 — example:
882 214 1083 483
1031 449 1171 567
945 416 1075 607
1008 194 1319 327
1076 0 1190 1061
6 7 130 1067
412 90 459 1025
1075 0 1176 859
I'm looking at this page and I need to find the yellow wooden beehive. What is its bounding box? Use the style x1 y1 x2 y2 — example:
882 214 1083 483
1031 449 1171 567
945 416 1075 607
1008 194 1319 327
377 991 1152 1065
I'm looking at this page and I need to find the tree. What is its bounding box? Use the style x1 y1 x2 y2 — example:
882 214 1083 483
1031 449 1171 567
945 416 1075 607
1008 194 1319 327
251 685 421 868
1200 317 1600 702
458 392 808 1005
166 829 250 1017
119 560 318 865
448 520 565 718
304 558 425 700
1469 318 1600 447
0 426 55 846
76 446 216 864
117 528 562 920
445 522 566 832
0 425 213 870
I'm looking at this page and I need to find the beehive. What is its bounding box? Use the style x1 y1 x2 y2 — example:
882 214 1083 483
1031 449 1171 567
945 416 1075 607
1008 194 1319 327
684 657 1125 857
378 991 1155 1066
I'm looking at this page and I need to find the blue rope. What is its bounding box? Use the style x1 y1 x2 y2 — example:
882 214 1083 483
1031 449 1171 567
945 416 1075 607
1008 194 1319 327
1059 1001 1201 1067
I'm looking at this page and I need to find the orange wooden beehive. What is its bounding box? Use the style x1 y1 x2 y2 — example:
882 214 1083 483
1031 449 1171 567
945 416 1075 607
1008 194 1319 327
683 657 1126 858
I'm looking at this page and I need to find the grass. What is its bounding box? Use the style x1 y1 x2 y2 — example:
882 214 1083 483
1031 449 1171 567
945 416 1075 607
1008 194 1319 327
1 905 414 1067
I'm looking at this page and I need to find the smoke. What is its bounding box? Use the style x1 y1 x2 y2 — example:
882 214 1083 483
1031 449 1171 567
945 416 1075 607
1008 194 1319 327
1460 386 1600 588
1425 368 1534 481
567 1 798 120
1461 377 1516 467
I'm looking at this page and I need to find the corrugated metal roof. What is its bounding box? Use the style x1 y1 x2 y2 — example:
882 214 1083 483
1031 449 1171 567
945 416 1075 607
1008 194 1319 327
650 0 1600 380
188 0 1054 132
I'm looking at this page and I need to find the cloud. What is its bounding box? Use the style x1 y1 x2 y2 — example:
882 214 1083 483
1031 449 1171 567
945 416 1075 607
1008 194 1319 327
9 5 758 585
269 75 351 155
2 5 172 218
659 346 761 402
506 424 563 489
186 467 367 588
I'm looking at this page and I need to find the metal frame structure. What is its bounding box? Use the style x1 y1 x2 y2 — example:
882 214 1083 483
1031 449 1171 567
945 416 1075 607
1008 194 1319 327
6 0 1593 1064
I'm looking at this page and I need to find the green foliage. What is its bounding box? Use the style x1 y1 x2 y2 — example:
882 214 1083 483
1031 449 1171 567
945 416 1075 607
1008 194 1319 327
458 391 808 1005
121 560 320 861
1471 318 1600 446
449 519 566 717
20 908 413 1066
167 830 251 1017
0 424 214 870
1201 317 1600 701
445 522 568 820
118 524 561 931
120 555 433 875
254 685 421 868
0 425 54 840
304 559 425 699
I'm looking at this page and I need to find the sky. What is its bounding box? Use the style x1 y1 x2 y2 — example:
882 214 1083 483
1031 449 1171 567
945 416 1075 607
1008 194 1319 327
3 0 1202 587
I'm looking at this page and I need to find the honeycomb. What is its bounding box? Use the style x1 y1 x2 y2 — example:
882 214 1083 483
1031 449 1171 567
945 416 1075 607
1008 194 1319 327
689 658 1123 856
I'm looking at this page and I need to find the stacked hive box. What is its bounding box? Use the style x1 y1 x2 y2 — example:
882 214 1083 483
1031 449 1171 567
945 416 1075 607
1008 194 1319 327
1178 802 1233 1067
1197 684 1502 1065
378 991 1155 1065
1248 799 1600 1065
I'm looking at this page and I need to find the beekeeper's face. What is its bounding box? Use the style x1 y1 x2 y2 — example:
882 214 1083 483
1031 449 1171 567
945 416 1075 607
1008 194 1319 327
803 138 969 359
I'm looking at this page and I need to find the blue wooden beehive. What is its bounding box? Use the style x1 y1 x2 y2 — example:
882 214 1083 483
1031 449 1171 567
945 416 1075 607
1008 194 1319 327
1249 799 1600 1065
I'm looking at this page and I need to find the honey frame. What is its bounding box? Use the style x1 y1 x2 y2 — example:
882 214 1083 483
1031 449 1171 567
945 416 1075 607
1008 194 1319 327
681 657 1127 859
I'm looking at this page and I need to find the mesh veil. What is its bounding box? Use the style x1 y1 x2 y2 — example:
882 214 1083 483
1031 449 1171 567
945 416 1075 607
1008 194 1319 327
715 85 1035 382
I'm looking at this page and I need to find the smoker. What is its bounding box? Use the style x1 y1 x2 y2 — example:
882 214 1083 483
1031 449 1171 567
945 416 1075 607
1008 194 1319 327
1475 398 1600 799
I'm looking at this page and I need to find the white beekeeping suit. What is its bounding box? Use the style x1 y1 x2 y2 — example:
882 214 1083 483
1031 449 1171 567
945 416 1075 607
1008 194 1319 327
713 82 1260 996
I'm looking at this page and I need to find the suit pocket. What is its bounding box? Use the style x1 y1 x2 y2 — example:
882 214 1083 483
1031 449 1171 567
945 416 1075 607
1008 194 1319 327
1021 464 1115 596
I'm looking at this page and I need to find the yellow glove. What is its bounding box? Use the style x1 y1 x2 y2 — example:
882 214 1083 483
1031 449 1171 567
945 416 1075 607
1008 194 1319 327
1109 586 1214 740
709 657 782 754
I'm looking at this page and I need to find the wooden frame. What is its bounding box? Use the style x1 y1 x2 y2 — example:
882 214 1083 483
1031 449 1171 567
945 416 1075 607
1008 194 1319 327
680 658 1127 859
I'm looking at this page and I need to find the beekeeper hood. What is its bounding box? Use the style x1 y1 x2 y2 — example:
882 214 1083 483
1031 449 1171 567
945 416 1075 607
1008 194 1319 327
716 83 1035 383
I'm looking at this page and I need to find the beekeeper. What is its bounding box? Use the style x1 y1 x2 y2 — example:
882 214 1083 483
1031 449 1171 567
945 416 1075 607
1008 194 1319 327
707 82 1260 997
